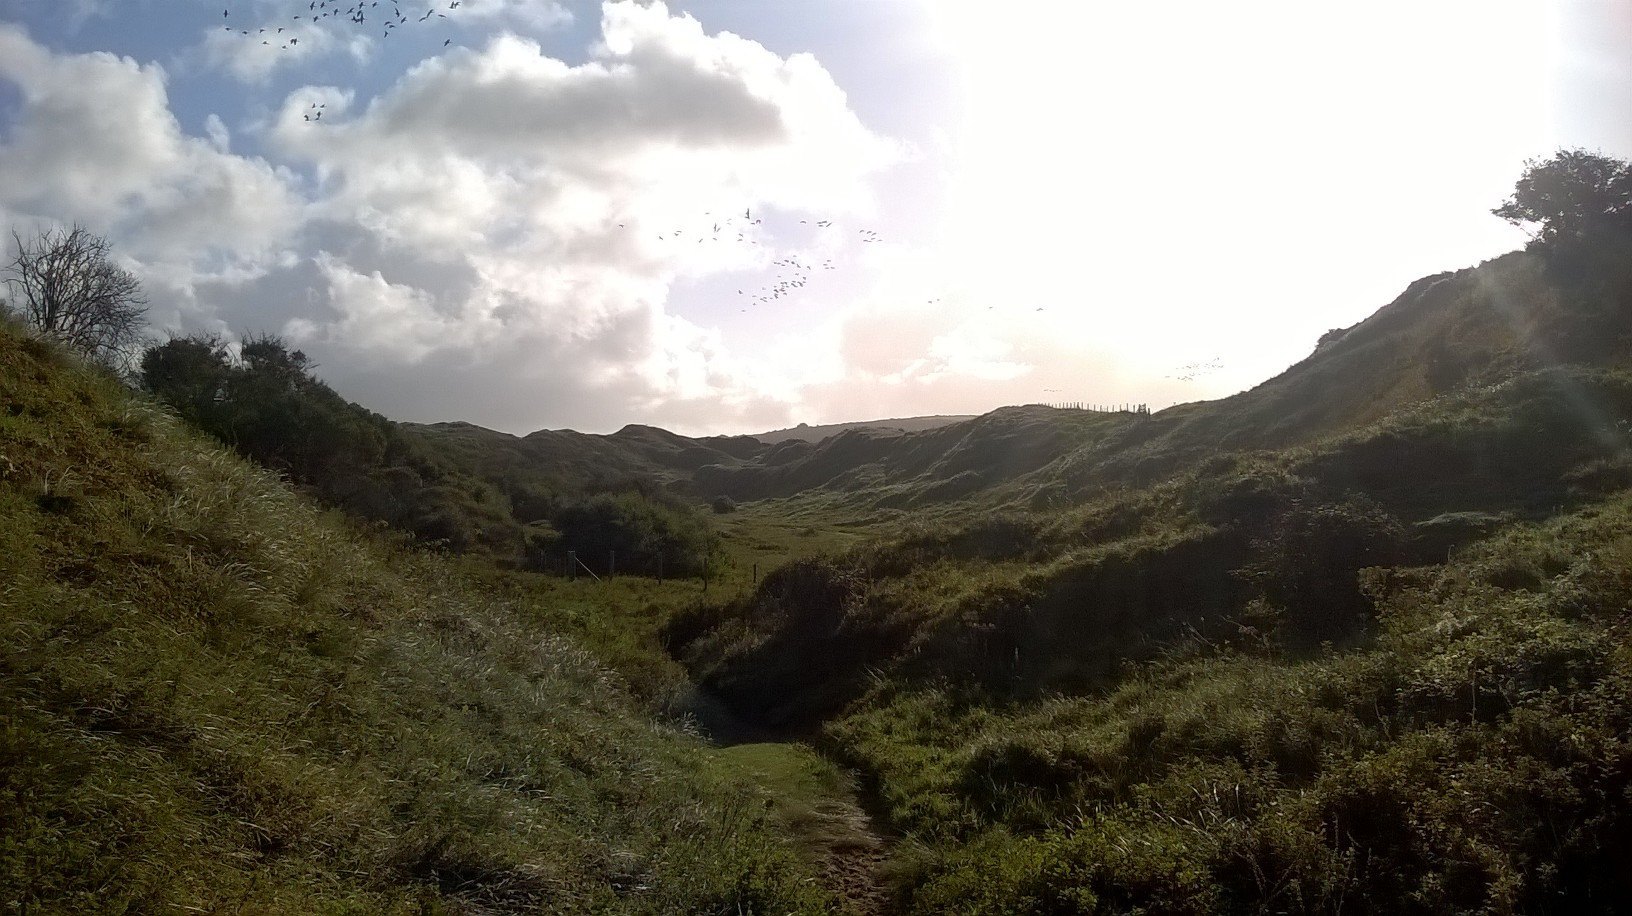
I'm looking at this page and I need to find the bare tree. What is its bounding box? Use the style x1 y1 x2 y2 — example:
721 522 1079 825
4 225 148 362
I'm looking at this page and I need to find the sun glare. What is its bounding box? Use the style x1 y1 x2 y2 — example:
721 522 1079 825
924 0 1555 390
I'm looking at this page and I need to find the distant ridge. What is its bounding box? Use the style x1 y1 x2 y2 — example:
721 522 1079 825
752 414 977 444
395 249 1632 516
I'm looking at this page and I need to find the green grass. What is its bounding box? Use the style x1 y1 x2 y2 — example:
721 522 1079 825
813 493 1632 913
710 496 879 590
708 743 892 916
457 495 884 712
666 341 1632 910
462 568 703 705
0 323 834 913
709 743 875 860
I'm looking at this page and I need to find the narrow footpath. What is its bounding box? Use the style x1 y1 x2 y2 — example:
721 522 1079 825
808 786 891 915
679 687 895 914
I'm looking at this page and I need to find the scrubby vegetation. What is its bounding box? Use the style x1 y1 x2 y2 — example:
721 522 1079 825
139 332 718 577
0 320 831 913
812 497 1632 913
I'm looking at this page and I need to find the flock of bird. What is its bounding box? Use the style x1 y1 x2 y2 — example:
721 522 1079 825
211 5 968 322
222 0 463 53
643 208 892 309
216 5 902 311
1168 357 1224 382
208 4 1199 411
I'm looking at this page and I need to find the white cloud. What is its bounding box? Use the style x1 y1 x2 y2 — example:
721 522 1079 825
11 0 111 32
199 20 372 86
244 1 897 430
203 113 231 151
269 4 897 254
0 25 303 269
0 5 907 435
454 0 573 30
804 301 1193 422
293 253 480 362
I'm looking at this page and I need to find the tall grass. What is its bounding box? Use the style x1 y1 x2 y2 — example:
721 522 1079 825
815 491 1632 913
0 324 831 913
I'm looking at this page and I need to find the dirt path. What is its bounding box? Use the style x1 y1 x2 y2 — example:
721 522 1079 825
679 688 895 913
802 773 893 915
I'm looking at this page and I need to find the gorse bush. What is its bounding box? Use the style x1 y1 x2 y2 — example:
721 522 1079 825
550 490 714 577
142 332 401 496
1494 149 1632 251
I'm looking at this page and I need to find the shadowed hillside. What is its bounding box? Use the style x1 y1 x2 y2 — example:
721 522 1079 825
405 420 766 492
671 363 1632 725
753 415 979 444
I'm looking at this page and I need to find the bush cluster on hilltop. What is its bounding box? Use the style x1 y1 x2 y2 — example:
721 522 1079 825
138 331 716 576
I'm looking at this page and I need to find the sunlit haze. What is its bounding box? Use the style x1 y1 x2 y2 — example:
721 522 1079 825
3 0 1629 434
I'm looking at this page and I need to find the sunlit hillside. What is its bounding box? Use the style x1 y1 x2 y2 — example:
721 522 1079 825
0 320 838 913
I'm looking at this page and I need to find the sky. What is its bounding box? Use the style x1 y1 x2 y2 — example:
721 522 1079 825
1 0 1629 435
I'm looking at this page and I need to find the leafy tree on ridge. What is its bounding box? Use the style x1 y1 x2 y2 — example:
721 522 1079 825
1494 148 1632 249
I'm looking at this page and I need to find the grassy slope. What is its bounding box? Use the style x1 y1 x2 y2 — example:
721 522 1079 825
672 365 1632 727
835 496 1632 913
666 244 1632 911
0 324 835 914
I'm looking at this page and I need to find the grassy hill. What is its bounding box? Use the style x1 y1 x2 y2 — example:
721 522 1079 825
0 320 838 913
403 420 766 494
661 233 1632 912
